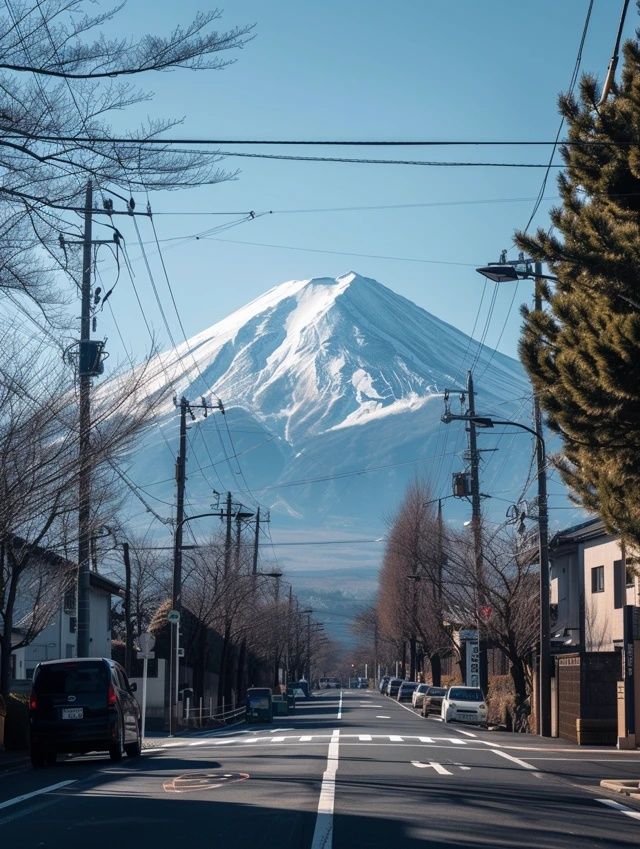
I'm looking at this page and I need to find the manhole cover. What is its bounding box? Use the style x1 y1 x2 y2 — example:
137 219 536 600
163 772 250 794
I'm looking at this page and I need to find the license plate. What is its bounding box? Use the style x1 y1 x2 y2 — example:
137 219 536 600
62 707 83 720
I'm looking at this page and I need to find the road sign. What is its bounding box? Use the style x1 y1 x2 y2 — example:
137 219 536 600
459 629 478 641
138 632 156 653
478 605 493 621
167 610 180 624
177 647 185 658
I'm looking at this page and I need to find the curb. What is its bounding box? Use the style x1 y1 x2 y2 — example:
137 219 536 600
600 779 640 800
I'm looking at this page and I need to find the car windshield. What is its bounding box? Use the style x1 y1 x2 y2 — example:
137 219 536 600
428 687 447 696
400 682 418 690
449 688 484 702
34 663 109 694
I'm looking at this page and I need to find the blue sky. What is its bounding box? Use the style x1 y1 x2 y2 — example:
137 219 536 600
95 0 635 369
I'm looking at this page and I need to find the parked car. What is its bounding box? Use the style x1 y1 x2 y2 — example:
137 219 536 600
441 686 488 726
421 686 448 716
378 675 390 694
29 657 141 767
397 681 419 702
386 678 402 698
412 683 429 709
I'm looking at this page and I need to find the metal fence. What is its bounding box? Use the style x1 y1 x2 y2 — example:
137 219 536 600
183 697 246 728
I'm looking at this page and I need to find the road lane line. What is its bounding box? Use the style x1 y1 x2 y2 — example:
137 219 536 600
479 739 501 747
271 737 286 742
311 729 340 849
389 735 404 742
299 736 313 742
375 715 390 719
359 735 372 742
418 736 434 743
596 798 640 822
491 750 536 770
337 690 343 720
456 729 477 738
447 738 466 745
0 781 76 811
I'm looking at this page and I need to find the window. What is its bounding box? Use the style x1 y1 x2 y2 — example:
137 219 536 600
626 565 636 587
614 560 623 609
591 565 605 593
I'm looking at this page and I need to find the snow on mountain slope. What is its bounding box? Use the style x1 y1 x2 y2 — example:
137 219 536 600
121 272 544 593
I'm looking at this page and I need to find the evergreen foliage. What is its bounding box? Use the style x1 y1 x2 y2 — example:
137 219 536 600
515 27 640 549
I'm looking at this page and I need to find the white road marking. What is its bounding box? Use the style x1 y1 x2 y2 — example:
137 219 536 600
596 798 640 822
0 781 76 811
418 736 434 743
299 736 313 742
389 735 404 742
271 737 286 742
375 715 390 719
337 690 343 720
479 739 501 748
491 749 536 770
359 735 372 742
533 772 544 779
456 729 477 738
411 760 452 775
310 729 340 849
448 738 465 745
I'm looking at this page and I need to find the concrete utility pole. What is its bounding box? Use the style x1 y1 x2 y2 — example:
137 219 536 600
172 397 188 612
122 542 132 677
77 181 93 658
466 371 487 693
534 262 552 737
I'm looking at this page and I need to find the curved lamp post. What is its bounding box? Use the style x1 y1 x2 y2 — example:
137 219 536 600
443 409 550 737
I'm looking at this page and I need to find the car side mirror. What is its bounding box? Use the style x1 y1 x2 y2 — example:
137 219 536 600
129 682 137 693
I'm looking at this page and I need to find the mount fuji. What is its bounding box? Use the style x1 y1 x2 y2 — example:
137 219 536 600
121 272 545 603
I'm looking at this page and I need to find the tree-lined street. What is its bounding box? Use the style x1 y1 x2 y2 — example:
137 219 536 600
1 690 639 847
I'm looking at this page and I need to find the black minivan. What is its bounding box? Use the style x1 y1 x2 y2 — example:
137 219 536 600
29 657 142 767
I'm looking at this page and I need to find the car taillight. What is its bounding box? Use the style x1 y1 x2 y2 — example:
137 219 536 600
29 691 37 711
108 684 117 706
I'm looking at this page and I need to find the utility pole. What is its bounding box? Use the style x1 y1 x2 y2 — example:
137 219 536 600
172 397 188 612
122 542 132 677
467 370 487 693
224 491 233 577
252 507 261 576
534 262 552 737
76 181 93 658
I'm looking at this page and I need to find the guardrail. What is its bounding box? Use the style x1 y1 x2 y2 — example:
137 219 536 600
183 698 246 728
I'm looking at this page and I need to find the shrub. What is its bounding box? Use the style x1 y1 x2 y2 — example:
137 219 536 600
486 675 515 729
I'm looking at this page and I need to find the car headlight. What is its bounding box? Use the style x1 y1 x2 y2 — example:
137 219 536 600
448 702 457 709
479 703 487 711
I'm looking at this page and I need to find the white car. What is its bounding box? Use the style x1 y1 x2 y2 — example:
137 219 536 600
412 683 429 709
441 686 488 726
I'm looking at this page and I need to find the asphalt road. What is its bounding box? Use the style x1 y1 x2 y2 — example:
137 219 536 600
1 690 639 848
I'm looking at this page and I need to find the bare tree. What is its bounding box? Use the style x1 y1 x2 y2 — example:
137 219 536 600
0 1 253 313
0 328 169 696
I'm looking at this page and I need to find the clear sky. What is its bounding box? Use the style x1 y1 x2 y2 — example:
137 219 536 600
93 0 634 371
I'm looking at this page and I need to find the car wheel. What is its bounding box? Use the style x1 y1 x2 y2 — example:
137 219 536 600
109 725 124 762
30 745 46 768
125 726 142 758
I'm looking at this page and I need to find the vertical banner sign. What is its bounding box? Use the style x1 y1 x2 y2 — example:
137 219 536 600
623 605 636 737
460 630 480 688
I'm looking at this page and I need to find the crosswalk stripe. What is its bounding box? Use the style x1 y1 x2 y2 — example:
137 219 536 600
299 736 313 742
448 739 465 745
359 735 372 742
418 736 434 743
389 735 404 742
271 736 286 742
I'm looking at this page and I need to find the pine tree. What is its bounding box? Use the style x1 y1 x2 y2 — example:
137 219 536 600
515 31 640 549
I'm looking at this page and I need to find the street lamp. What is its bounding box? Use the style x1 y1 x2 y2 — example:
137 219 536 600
476 256 554 738
442 407 550 738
